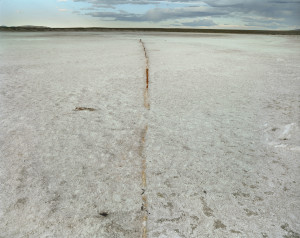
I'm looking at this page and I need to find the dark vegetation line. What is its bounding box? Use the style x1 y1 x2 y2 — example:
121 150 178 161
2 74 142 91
139 39 150 238
1 26 299 35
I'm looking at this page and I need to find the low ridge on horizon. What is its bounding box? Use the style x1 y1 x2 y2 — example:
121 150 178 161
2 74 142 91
1 25 299 35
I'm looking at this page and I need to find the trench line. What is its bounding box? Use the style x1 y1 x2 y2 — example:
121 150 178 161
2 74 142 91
139 39 150 238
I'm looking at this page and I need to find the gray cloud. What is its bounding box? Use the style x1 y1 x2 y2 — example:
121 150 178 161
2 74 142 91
86 7 226 22
73 0 159 7
73 0 300 29
181 18 217 26
204 0 300 24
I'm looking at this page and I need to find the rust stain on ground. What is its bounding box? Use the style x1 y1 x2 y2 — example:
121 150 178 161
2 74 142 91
140 39 150 110
144 90 150 110
141 125 148 187
146 68 149 89
139 39 150 238
142 214 148 238
140 125 148 238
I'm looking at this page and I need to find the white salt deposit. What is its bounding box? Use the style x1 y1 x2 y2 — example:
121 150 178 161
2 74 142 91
0 32 299 237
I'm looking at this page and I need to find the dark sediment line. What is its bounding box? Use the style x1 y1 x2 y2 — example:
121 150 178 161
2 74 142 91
140 39 150 110
146 68 149 89
1 26 300 35
139 125 148 238
74 107 96 111
139 39 150 238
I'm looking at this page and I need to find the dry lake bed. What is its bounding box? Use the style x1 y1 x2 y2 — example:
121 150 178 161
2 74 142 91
0 32 299 238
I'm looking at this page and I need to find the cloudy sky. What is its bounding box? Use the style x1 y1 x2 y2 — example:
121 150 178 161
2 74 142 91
0 0 299 29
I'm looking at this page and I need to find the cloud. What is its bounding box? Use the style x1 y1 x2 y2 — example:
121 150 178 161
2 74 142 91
73 0 157 6
72 0 300 29
58 0 68 2
58 8 69 12
85 6 226 22
181 18 217 26
203 0 300 24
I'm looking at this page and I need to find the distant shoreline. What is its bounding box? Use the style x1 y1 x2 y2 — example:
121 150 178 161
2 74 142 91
1 26 299 35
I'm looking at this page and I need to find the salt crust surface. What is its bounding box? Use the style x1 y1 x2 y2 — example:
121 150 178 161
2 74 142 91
0 32 299 237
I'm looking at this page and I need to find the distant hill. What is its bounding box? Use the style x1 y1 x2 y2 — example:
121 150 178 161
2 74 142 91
0 26 299 35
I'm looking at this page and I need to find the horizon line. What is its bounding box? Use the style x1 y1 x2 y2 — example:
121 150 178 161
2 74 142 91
1 26 299 35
